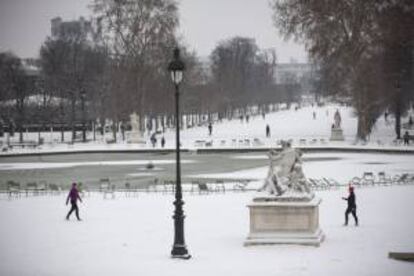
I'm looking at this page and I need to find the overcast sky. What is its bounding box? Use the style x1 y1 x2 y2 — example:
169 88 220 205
0 0 307 63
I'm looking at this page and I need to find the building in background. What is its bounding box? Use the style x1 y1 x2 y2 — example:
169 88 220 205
51 16 93 41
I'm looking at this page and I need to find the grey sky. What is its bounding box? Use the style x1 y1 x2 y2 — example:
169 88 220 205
0 0 307 63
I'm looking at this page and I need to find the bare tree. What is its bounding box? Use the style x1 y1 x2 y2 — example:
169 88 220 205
271 0 414 140
40 22 108 142
92 0 179 126
0 52 32 142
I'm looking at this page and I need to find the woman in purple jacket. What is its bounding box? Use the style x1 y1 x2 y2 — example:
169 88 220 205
66 183 82 221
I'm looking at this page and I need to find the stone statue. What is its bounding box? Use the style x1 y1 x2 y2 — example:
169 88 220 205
129 112 144 144
130 112 140 133
259 141 312 199
334 109 342 129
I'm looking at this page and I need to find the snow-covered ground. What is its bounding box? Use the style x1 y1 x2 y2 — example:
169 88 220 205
217 152 414 183
1 104 414 275
0 185 413 276
1 104 413 155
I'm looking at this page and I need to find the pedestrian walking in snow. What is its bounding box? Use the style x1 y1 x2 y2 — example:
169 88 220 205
342 186 358 226
208 123 212 136
161 136 165 148
403 131 410 145
66 183 82 221
266 124 271 138
150 133 157 147
312 111 316 120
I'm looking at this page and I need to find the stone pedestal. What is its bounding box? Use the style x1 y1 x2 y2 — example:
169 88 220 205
128 132 146 144
330 127 344 141
245 197 324 246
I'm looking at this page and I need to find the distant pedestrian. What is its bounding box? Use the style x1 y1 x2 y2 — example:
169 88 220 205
409 116 413 126
403 131 410 145
384 111 389 122
150 134 157 147
161 136 165 148
266 124 271 138
66 183 82 221
120 122 125 141
312 111 316 120
0 119 4 138
342 186 358 226
208 123 212 136
246 115 250 123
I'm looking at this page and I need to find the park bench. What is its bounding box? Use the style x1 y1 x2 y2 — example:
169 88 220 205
124 181 138 197
322 178 341 189
25 182 38 196
350 176 362 187
213 180 225 193
37 180 48 195
392 173 413 185
194 140 205 147
99 178 115 199
162 180 175 194
48 183 61 195
233 180 250 192
253 138 264 146
376 172 392 186
361 172 375 186
197 181 210 194
8 141 38 150
190 180 210 194
139 178 159 193
307 178 327 190
7 180 21 198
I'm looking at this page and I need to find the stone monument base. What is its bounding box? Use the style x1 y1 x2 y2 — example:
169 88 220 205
245 196 324 246
128 132 146 144
330 128 344 141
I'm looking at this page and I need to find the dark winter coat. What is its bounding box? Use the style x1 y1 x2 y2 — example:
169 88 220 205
345 192 356 208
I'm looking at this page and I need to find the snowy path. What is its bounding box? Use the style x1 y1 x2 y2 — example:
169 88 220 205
0 186 413 276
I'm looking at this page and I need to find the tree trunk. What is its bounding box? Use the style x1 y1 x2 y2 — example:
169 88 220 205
395 106 401 139
71 95 76 143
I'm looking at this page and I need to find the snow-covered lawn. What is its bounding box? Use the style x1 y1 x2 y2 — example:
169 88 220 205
190 152 414 184
0 185 413 276
1 104 413 155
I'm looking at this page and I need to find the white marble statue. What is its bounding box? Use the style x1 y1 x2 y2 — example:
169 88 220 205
129 112 144 143
130 112 140 133
260 141 312 198
334 109 342 129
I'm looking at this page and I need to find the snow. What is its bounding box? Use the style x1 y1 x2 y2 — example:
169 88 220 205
0 160 194 171
0 185 413 276
191 152 414 184
1 104 413 156
1 104 414 275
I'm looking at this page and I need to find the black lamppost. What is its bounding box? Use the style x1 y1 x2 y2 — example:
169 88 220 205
168 47 191 259
80 89 86 142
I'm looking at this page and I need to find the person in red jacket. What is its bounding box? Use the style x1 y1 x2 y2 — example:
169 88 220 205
66 182 82 221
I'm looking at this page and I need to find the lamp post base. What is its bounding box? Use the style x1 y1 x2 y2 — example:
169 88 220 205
171 244 191 259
